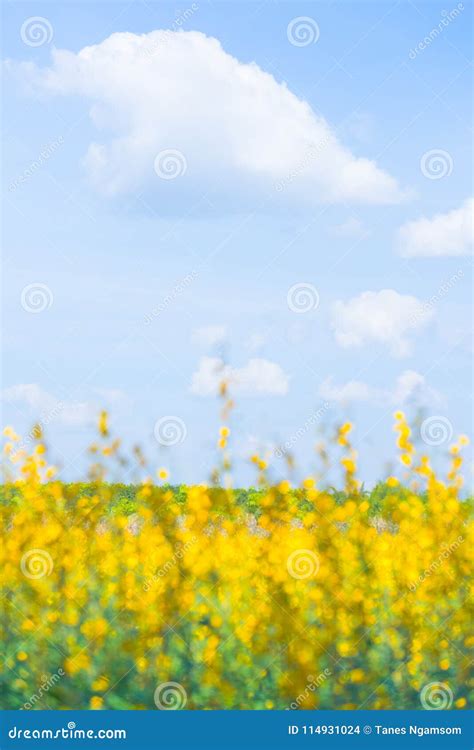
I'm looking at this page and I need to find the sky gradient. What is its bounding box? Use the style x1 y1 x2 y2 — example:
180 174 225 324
2 0 473 487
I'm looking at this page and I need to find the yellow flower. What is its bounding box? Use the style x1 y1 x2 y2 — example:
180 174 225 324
92 676 109 692
2 411 471 711
98 410 109 437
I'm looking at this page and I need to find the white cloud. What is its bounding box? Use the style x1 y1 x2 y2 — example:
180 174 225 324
2 384 128 426
319 378 376 403
398 197 474 257
2 384 95 426
190 356 289 396
9 30 405 205
329 216 371 239
192 325 227 348
319 369 440 406
331 289 434 357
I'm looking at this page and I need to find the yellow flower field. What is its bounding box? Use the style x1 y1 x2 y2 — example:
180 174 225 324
1 410 472 710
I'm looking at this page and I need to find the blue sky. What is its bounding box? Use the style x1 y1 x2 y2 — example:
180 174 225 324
2 0 473 487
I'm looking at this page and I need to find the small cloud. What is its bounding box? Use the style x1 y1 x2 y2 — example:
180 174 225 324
2 384 129 427
192 325 228 349
329 216 371 239
2 384 95 426
319 377 377 404
331 289 434 357
190 356 289 397
398 197 473 257
319 370 440 407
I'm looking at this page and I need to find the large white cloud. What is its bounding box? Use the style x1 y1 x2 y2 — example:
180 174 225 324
398 197 474 257
319 369 440 406
331 289 434 357
8 30 405 204
190 356 289 396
